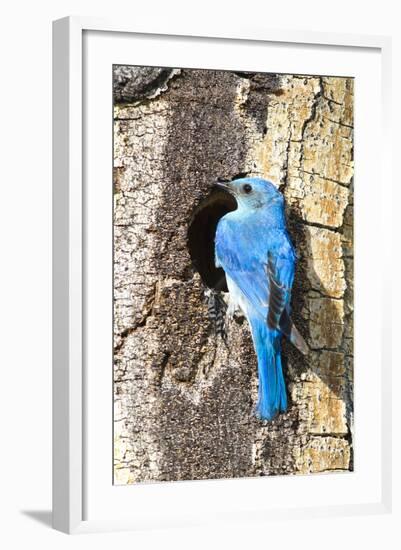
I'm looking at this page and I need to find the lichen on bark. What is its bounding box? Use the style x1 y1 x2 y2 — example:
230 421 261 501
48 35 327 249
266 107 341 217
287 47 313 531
113 67 354 484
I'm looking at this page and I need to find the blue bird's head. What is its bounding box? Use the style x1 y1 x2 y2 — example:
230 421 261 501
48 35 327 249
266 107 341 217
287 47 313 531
216 177 284 212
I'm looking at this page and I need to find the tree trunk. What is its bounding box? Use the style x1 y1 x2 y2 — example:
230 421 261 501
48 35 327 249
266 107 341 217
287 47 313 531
113 67 354 484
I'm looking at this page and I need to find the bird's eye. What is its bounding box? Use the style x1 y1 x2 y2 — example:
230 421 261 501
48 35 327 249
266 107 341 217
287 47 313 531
243 184 252 194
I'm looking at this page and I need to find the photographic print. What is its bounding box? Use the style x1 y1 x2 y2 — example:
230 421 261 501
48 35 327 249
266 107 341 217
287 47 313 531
113 66 354 484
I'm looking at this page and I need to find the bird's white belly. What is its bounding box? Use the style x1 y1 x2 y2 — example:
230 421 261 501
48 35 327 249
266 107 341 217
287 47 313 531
226 275 250 319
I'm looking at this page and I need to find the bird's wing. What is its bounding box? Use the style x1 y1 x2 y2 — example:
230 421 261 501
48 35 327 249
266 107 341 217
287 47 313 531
215 219 295 320
266 244 309 354
216 218 308 353
266 248 294 330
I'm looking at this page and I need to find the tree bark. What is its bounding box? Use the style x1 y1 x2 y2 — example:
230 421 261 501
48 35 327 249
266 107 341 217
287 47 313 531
113 67 354 484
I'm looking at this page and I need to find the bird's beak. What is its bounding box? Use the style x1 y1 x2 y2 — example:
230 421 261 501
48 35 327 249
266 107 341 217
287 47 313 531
214 181 233 193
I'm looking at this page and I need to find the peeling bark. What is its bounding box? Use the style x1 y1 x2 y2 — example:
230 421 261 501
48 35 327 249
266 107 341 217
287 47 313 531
113 67 354 484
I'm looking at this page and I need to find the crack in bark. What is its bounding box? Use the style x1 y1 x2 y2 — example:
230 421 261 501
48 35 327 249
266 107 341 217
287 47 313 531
323 116 354 129
298 169 351 188
114 282 157 354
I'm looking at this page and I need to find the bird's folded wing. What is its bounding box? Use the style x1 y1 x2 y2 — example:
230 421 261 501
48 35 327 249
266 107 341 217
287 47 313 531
216 219 294 311
216 222 295 318
266 250 293 329
216 220 308 353
266 249 308 354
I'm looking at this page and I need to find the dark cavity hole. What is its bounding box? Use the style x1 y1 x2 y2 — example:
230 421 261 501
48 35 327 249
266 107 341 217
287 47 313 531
187 189 237 291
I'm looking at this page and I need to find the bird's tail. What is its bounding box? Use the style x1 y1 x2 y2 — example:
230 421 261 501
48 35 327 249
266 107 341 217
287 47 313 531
249 317 287 421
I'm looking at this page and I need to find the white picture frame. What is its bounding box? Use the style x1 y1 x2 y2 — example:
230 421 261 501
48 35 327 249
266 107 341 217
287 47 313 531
52 16 392 534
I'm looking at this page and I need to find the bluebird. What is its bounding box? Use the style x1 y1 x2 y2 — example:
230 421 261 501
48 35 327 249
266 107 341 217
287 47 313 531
214 177 308 420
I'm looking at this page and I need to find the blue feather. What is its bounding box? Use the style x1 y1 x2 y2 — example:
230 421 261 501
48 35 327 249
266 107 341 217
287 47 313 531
249 317 287 419
214 177 299 420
